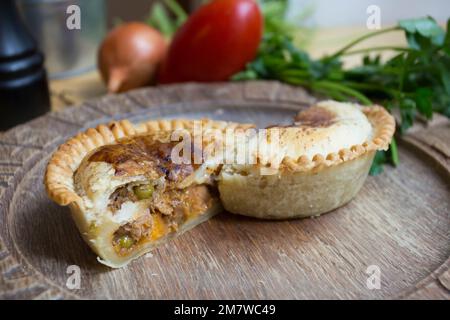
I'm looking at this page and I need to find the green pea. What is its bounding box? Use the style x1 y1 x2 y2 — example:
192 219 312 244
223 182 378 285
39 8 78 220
133 184 154 200
118 235 134 249
89 222 98 233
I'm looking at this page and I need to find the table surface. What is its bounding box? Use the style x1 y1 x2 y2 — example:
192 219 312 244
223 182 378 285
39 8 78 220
1 81 449 299
49 27 407 111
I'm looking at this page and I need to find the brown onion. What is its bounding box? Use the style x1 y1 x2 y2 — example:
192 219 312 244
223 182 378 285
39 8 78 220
98 22 167 93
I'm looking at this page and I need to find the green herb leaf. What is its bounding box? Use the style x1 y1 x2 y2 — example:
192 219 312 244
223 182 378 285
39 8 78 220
440 64 450 96
369 138 399 175
147 0 188 38
399 16 445 46
147 3 176 37
388 138 400 167
164 0 188 26
400 98 417 133
369 151 387 176
414 88 433 119
444 18 450 56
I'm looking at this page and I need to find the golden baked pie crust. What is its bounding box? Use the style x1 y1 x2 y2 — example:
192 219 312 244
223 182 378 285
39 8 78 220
45 106 394 208
45 118 253 207
217 105 396 219
279 105 396 172
44 118 254 268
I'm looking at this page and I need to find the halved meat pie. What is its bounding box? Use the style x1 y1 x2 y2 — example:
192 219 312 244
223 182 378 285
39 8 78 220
45 119 252 267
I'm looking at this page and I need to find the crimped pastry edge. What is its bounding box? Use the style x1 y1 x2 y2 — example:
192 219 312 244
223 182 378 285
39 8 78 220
44 118 253 207
45 105 395 207
275 105 396 173
217 104 396 219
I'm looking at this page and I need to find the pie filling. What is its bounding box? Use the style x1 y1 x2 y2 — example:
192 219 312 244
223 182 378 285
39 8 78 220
82 135 217 256
110 183 215 256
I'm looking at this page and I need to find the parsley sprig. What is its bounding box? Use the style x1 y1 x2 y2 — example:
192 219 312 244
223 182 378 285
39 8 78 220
233 16 450 174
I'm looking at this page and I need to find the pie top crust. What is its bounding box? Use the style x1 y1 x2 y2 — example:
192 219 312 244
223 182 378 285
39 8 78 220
45 118 254 209
288 100 374 159
259 101 395 173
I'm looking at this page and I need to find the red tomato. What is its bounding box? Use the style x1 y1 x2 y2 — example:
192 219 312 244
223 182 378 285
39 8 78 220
158 0 263 84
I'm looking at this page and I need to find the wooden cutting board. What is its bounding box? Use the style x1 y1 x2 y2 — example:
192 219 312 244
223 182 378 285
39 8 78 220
0 81 449 299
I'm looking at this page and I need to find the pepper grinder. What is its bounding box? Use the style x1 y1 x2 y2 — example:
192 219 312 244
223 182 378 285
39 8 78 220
0 0 50 130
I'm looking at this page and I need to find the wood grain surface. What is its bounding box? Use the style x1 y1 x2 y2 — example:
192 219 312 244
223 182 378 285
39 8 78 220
0 81 449 299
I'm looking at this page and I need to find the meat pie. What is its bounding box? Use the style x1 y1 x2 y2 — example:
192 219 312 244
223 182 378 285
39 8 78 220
45 119 252 267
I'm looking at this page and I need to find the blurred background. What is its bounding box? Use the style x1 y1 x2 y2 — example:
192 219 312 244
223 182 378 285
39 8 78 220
287 0 450 27
16 0 450 79
0 0 446 128
107 0 450 26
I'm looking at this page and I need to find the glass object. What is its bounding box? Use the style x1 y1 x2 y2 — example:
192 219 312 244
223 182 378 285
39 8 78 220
17 0 106 79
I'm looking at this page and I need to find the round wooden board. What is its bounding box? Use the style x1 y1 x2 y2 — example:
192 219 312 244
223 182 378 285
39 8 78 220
0 81 449 300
